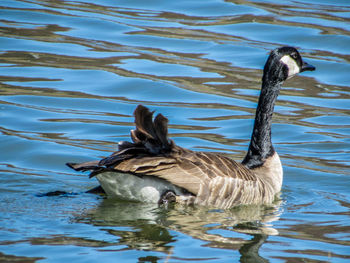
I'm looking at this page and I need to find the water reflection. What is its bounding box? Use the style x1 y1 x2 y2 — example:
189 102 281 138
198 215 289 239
75 199 282 261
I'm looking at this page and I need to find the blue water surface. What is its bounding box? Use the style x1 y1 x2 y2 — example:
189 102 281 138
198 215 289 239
0 0 349 262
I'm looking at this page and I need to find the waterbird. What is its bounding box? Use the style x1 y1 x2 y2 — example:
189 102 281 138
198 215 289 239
67 46 315 209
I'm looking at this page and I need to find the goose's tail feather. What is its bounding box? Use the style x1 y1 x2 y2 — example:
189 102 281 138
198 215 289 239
130 104 173 154
66 105 174 173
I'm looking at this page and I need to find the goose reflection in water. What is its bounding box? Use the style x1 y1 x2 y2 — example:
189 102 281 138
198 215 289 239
74 199 282 262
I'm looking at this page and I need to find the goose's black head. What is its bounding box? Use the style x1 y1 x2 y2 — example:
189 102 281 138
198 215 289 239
263 46 315 85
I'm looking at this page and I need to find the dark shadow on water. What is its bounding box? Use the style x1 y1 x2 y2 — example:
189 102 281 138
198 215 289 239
36 190 77 197
36 185 105 197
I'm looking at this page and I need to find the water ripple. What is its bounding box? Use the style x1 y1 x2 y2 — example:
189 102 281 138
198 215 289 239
0 0 349 262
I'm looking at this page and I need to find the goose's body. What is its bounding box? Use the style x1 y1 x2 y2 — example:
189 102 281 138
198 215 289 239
67 47 315 209
92 146 282 208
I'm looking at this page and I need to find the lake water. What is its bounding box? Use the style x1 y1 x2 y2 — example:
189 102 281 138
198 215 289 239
1 0 349 262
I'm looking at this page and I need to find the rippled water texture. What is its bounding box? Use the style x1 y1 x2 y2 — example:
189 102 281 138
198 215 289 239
1 0 349 262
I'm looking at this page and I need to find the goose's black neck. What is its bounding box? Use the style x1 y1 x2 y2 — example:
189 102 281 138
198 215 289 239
242 78 281 169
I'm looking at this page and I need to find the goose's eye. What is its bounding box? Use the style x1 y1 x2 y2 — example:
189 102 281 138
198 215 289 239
290 52 297 60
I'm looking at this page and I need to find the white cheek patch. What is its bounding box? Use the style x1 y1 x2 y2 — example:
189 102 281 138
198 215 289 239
280 55 300 78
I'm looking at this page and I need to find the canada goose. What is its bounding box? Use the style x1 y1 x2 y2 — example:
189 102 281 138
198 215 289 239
67 46 315 209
